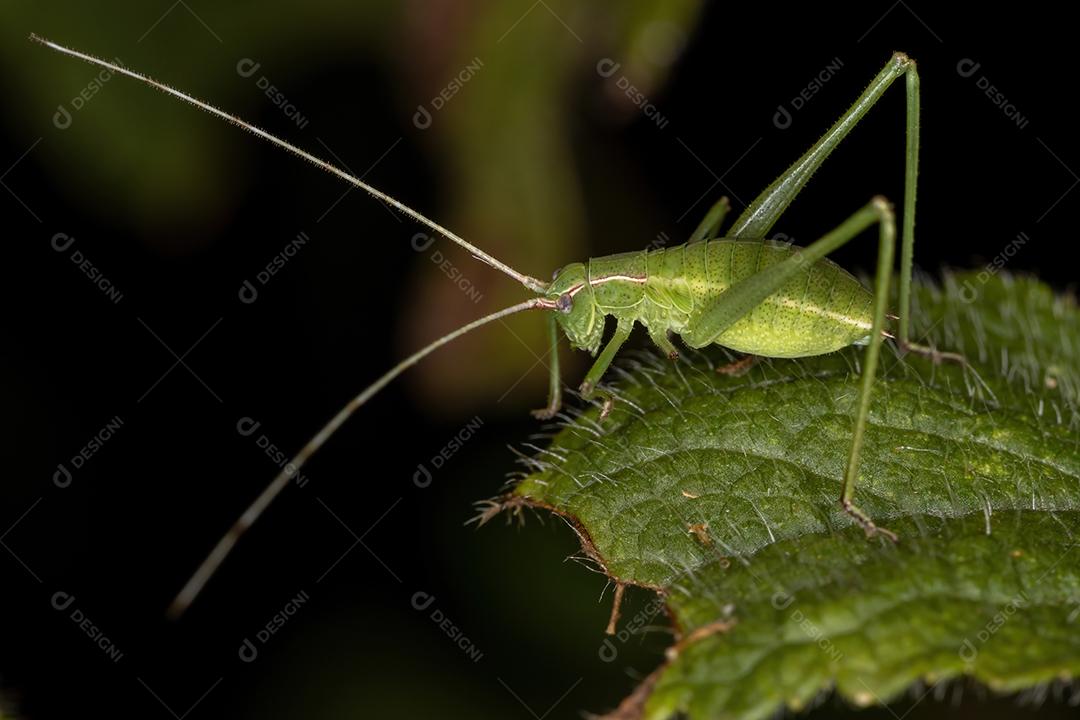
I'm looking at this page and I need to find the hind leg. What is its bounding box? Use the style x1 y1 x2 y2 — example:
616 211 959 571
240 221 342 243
683 199 901 540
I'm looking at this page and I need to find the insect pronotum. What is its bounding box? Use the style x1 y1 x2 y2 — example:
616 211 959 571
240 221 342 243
33 35 963 617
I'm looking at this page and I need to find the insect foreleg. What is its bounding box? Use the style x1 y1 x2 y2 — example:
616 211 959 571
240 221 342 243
687 196 731 244
579 317 634 399
531 312 564 419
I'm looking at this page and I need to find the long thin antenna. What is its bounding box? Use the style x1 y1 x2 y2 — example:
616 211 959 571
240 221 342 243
29 33 549 293
167 297 554 618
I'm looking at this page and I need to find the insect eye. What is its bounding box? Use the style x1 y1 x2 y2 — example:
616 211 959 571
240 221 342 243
555 293 573 314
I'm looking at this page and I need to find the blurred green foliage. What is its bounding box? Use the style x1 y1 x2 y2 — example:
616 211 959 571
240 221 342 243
2 0 703 411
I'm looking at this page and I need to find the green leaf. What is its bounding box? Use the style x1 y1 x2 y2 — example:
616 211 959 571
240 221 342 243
498 273 1080 719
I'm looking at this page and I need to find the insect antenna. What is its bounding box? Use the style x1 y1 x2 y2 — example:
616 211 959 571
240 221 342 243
168 297 555 618
29 34 563 614
29 34 549 293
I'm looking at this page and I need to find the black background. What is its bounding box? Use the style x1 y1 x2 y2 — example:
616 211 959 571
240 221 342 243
2 2 1077 719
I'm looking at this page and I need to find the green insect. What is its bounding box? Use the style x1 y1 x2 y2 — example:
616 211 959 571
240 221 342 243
34 36 961 615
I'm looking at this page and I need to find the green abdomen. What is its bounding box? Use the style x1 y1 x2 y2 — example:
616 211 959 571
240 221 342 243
590 241 875 358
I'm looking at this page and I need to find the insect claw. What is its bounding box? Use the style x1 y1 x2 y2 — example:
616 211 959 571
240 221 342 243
842 499 900 543
876 526 900 543
900 341 966 366
860 522 900 543
599 394 616 421
531 404 561 420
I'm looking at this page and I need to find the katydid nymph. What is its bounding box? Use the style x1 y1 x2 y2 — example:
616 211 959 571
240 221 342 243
33 36 962 617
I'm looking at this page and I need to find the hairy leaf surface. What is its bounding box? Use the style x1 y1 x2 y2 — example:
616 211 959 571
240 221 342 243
506 274 1079 718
